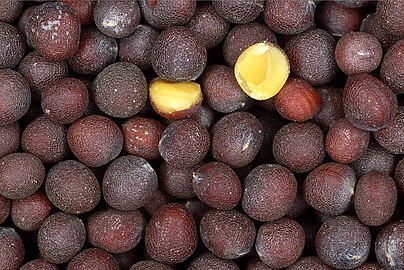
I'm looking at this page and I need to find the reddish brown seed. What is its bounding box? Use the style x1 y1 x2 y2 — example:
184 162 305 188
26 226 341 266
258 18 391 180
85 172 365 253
312 86 344 131
17 5 36 50
159 119 210 168
102 155 158 211
222 22 277 67
315 215 371 269
343 73 397 131
315 1 364 36
87 207 146 254
360 13 403 52
67 248 119 270
325 118 370 164
122 116 165 160
256 218 305 268
0 121 20 159
303 162 356 216
335 31 383 75
151 26 207 82
200 64 252 113
0 0 23 23
139 0 196 29
375 0 404 36
188 252 239 270
192 161 242 210
210 112 263 168
145 203 198 264
351 141 397 178
245 258 275 270
11 191 53 231
20 258 60 270
92 62 148 118
286 256 333 270
0 22 26 69
0 195 10 224
129 260 172 270
62 0 96 26
354 171 397 226
380 39 404 94
184 198 211 225
375 220 404 270
242 164 297 221
21 115 68 164
119 24 159 70
142 188 173 218
29 2 81 61
393 158 404 197
0 69 31 126
352 262 385 270
17 51 68 100
374 106 404 154
67 115 123 167
263 0 315 35
285 28 337 86
38 212 86 264
274 77 320 122
41 77 89 124
94 0 141 38
273 122 325 173
0 152 45 200
187 3 230 49
158 162 198 199
45 160 101 214
0 227 25 270
200 209 256 260
67 27 118 76
189 102 217 130
212 0 264 24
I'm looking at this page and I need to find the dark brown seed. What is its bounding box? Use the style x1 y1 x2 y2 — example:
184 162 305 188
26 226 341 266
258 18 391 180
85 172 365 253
375 220 404 270
0 0 23 23
0 69 31 126
102 155 158 211
0 22 26 69
0 152 45 200
315 215 371 269
17 51 68 100
67 115 123 168
211 112 263 168
303 162 356 216
285 28 337 86
38 212 86 264
187 3 230 49
93 0 141 38
375 0 404 36
312 86 344 131
20 258 60 270
0 121 20 159
188 252 239 270
193 161 242 210
0 195 10 224
242 164 297 221
87 207 146 254
343 73 397 131
119 24 159 70
393 158 404 197
273 122 325 173
67 27 118 75
0 227 25 270
11 191 53 231
264 0 315 35
145 203 198 264
255 218 305 268
62 0 96 26
325 118 370 164
200 209 256 260
245 258 275 270
352 262 384 270
354 171 397 226
380 40 404 94
129 260 172 270
159 119 210 168
374 106 404 154
142 188 173 218
286 256 333 270
67 248 119 270
29 2 81 61
212 0 264 24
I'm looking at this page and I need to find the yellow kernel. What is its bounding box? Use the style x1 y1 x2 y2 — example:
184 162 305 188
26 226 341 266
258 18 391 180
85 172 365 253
149 78 203 119
234 42 290 100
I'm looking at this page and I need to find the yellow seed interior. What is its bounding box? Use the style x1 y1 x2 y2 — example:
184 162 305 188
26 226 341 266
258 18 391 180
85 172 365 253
234 42 290 100
149 79 203 114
